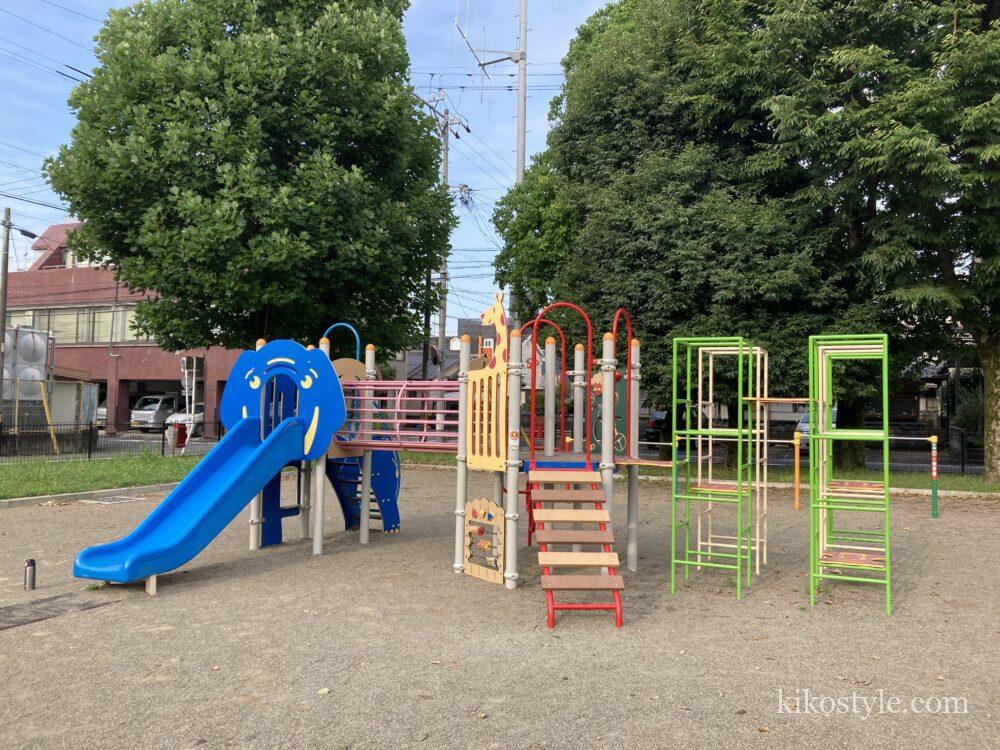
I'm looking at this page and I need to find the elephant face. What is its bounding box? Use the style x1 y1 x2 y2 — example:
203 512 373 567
220 340 346 460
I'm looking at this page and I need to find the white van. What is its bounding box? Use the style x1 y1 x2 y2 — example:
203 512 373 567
130 394 179 432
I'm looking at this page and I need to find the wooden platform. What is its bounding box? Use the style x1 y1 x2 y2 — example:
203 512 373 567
532 508 609 524
538 551 620 568
527 469 601 485
531 489 604 503
541 575 624 591
533 529 615 545
820 550 885 566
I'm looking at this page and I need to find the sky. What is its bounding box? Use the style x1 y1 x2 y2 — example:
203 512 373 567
0 0 606 339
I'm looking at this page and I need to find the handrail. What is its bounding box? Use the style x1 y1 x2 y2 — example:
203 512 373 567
322 322 361 361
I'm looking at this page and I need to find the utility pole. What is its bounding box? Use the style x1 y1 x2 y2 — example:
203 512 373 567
0 207 10 405
437 108 451 355
516 0 527 184
457 1 528 325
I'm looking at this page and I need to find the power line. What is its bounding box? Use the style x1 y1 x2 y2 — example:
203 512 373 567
0 8 94 53
38 0 103 23
0 48 83 83
0 140 49 159
0 192 68 211
0 160 44 176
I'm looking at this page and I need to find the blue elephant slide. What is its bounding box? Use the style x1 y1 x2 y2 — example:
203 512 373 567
74 340 347 584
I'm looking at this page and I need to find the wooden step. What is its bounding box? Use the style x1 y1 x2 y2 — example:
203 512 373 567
527 470 601 485
534 529 615 545
531 489 604 503
541 574 624 591
533 508 609 524
538 552 619 568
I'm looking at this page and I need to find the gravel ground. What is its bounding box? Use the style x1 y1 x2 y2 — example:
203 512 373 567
0 467 997 749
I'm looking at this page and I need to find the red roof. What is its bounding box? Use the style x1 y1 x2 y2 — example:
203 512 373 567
30 221 82 270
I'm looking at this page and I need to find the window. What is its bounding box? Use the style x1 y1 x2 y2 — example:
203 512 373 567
5 305 151 344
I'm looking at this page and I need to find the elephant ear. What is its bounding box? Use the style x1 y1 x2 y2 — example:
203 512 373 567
219 350 260 430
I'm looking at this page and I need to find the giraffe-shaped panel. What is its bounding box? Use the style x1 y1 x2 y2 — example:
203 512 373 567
467 293 509 472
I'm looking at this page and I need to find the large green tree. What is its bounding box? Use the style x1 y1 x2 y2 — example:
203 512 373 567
495 0 999 477
47 0 454 355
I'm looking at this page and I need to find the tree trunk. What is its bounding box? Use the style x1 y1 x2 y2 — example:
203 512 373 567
981 334 1000 482
834 397 867 470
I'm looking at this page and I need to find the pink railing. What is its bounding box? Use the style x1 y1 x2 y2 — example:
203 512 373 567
336 380 460 452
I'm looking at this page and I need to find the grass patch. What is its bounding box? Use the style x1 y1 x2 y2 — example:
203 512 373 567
0 455 202 500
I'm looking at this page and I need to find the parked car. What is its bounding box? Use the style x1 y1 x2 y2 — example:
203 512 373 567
130 394 179 432
796 408 837 437
165 403 205 437
95 400 107 428
644 410 669 444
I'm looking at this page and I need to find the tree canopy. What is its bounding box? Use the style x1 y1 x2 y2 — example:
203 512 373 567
47 0 454 356
494 0 999 476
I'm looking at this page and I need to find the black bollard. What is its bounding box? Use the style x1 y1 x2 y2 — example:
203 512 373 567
24 559 36 591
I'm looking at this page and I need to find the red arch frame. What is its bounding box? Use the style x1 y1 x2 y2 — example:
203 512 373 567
528 302 593 466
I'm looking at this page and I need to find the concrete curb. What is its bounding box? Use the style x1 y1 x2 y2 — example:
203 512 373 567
2 482 181 510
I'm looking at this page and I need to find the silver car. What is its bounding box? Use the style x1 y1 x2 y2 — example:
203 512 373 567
130 394 179 432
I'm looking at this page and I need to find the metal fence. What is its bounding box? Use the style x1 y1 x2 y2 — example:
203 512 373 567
0 421 224 464
638 422 984 475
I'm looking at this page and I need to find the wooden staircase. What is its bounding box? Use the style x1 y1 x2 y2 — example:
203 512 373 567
528 469 624 628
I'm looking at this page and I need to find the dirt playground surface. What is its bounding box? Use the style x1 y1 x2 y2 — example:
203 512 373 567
1 467 997 749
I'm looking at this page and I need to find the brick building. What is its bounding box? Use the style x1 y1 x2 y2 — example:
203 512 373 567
5 222 239 434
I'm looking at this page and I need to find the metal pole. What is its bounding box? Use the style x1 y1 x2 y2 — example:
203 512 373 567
793 431 802 511
516 0 527 183
600 333 615 515
438 111 450 355
358 344 376 545
504 329 523 590
572 344 584 451
249 337 265 551
0 207 10 411
311 337 331 554
454 335 471 573
626 338 640 572
543 336 555 456
930 434 939 519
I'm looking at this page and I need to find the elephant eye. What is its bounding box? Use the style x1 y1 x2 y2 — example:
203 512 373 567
249 376 261 389
300 375 313 389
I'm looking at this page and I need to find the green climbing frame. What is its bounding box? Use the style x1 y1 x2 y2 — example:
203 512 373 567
670 337 760 599
808 334 891 615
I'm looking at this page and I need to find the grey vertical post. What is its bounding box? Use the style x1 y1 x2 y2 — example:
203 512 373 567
572 343 586 552
0 207 10 393
543 336 556 456
454 335 471 573
249 337 266 551
358 344 376 545
504 329 523 590
626 338 641 572
299 459 312 540
600 333 616 518
572 344 585 451
311 337 331 555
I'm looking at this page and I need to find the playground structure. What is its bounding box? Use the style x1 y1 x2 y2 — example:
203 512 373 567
669 338 767 599
71 288 903 621
808 334 892 615
73 294 649 627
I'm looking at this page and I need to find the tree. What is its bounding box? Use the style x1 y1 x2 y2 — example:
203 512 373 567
761 0 1000 478
47 0 454 356
494 0 889 415
495 0 999 476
